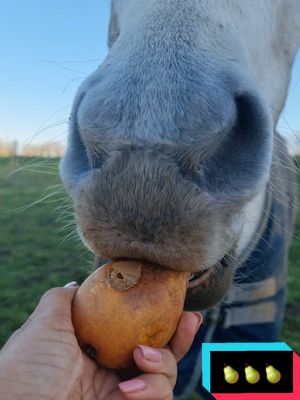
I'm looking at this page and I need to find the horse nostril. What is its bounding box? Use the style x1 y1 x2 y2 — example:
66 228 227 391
200 91 272 200
77 128 109 169
233 93 271 136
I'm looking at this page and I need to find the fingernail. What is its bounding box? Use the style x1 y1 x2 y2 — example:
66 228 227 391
192 312 203 332
64 281 78 288
137 345 162 362
118 378 146 393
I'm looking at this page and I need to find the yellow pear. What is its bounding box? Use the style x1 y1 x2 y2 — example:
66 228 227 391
245 365 260 384
266 365 281 384
224 365 239 384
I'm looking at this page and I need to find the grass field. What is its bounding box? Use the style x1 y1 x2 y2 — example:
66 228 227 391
0 156 299 395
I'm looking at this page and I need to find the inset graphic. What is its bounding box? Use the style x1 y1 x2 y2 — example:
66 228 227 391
201 342 299 398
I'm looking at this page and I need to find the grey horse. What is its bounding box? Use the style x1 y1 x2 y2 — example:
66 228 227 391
60 1 300 398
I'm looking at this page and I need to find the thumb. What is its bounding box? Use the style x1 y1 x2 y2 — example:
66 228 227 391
31 284 79 323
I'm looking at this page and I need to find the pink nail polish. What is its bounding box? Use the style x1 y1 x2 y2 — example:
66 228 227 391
138 345 162 362
118 378 146 393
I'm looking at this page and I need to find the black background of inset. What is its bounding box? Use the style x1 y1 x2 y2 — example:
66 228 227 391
210 351 293 393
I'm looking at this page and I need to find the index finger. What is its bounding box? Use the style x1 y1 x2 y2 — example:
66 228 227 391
167 311 202 362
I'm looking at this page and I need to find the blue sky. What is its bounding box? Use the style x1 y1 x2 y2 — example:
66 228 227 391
0 1 299 147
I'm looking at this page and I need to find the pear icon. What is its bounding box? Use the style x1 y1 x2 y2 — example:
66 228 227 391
224 365 239 384
245 365 260 384
266 365 281 384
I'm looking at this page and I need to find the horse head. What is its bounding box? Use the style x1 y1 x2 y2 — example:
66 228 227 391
60 0 300 309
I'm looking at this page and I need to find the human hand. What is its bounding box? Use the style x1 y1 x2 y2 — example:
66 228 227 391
0 283 202 400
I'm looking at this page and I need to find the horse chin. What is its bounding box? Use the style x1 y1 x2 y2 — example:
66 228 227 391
184 252 236 311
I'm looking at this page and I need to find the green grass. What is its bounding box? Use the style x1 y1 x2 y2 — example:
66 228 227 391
0 157 93 344
0 156 299 385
